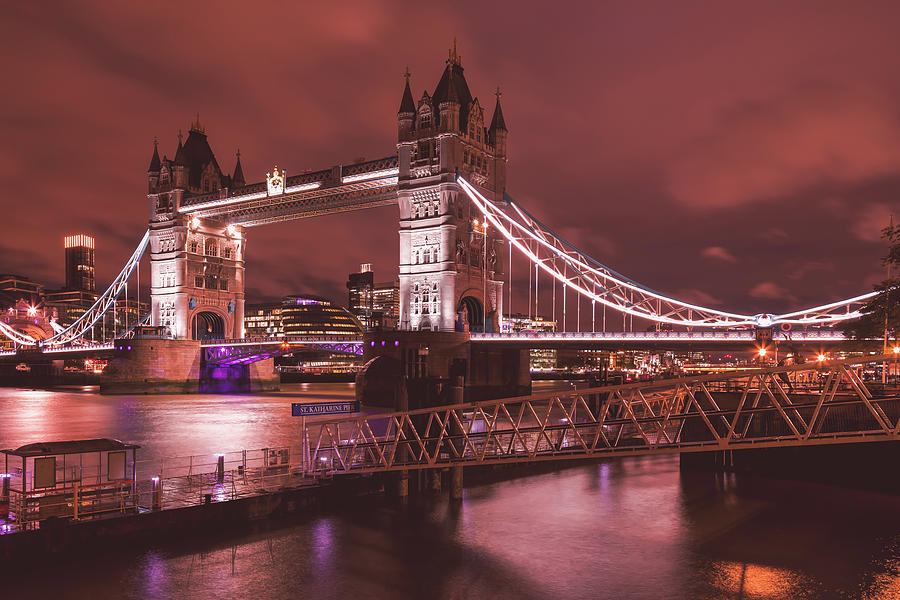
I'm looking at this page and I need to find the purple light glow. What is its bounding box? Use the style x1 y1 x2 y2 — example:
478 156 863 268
394 341 399 346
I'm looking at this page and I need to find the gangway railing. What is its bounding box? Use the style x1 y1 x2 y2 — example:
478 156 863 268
304 355 900 475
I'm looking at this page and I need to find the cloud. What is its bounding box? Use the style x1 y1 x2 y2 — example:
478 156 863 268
749 281 797 304
700 246 737 262
666 87 900 209
852 203 894 242
671 288 723 307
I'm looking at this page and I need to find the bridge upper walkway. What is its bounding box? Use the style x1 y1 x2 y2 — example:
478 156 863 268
301 355 899 476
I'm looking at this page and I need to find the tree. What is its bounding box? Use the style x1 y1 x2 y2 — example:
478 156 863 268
840 223 900 348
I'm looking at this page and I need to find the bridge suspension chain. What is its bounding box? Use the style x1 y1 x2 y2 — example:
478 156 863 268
457 177 876 329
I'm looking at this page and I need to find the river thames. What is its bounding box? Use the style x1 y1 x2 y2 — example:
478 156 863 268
2 383 900 599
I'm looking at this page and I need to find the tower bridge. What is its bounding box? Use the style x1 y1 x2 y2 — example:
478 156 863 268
0 48 883 396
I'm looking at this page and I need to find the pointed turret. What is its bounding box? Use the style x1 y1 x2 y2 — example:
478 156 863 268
398 68 415 114
147 138 161 173
489 87 507 133
174 130 187 166
232 149 245 188
398 69 416 141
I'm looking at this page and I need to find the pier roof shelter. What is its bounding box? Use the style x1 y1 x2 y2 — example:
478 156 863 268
2 438 139 527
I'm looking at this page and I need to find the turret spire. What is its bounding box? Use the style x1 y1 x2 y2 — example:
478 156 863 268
232 148 245 188
447 37 461 67
147 137 161 172
490 86 507 132
190 112 205 134
398 67 415 114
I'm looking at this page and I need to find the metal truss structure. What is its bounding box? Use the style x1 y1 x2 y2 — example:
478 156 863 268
457 177 877 329
202 336 363 366
304 356 900 475
180 157 398 227
0 231 150 348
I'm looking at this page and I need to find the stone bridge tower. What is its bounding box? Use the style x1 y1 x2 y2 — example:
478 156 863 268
146 117 246 340
397 45 508 332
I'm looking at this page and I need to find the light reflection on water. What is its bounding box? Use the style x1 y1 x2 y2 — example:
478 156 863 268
3 384 900 599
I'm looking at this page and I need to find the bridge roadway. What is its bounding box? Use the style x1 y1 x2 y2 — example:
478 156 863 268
300 355 900 476
0 329 848 363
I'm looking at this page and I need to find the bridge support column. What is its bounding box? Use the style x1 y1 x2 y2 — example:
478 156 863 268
450 466 463 501
427 469 442 494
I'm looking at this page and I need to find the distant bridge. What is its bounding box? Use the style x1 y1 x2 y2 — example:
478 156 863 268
1 329 853 365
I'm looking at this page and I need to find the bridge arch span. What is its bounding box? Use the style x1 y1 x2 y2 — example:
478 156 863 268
191 308 226 340
457 294 485 333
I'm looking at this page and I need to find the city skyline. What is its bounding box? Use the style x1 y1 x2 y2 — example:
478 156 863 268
3 2 900 315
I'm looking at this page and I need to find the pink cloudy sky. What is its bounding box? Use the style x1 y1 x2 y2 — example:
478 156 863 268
2 1 899 321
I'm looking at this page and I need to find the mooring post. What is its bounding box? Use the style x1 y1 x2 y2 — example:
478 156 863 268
216 454 225 482
0 473 9 506
450 376 464 501
151 476 162 511
397 378 409 500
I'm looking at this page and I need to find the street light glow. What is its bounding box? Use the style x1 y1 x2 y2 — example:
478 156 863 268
758 348 767 357
893 346 899 355
817 354 826 362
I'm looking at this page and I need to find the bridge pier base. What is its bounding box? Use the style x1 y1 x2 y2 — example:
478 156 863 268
101 338 202 394
355 331 530 409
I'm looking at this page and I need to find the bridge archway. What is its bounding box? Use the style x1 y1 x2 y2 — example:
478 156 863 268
457 296 484 333
191 311 225 340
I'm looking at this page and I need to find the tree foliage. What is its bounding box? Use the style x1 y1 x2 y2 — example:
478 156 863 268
840 223 900 347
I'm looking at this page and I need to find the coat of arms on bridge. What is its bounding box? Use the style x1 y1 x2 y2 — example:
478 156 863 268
266 165 285 196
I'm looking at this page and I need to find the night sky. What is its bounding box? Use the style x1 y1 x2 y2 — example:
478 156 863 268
3 1 900 321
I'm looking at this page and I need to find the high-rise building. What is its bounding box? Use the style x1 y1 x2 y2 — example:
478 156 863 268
372 279 400 329
347 264 375 329
347 264 399 330
64 234 95 292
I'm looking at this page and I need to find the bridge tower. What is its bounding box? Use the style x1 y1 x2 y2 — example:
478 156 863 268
396 45 508 332
146 118 246 340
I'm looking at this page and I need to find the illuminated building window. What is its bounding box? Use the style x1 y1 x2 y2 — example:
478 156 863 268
190 241 199 253
204 239 217 257
195 276 203 288
223 247 232 259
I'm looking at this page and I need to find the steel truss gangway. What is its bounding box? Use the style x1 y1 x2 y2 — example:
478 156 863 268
304 355 900 475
